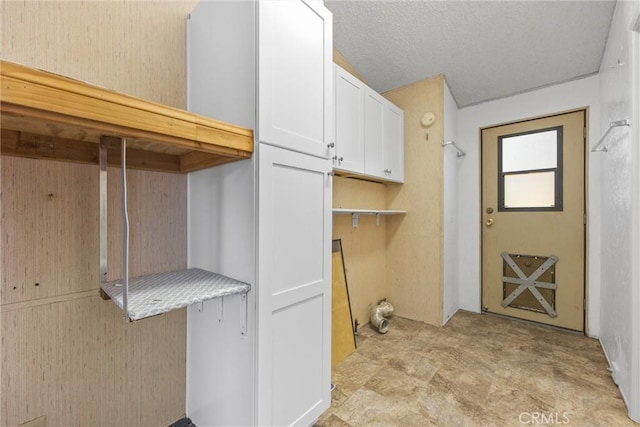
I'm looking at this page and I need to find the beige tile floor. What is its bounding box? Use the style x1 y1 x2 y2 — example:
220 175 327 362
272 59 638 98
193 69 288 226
316 310 635 427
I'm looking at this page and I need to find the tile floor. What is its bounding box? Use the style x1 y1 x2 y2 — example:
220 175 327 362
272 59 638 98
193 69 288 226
316 310 635 426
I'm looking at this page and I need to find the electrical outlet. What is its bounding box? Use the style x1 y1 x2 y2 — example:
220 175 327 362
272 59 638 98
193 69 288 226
19 415 46 427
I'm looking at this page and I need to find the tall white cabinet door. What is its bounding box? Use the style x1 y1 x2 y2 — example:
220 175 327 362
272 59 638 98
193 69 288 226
334 64 365 174
257 144 332 426
258 0 333 159
384 103 404 183
363 87 385 177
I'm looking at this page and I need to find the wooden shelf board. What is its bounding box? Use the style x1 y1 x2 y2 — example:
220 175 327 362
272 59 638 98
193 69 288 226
1 60 254 173
333 169 400 184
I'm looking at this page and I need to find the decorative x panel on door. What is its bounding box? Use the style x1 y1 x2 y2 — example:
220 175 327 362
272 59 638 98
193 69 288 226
500 252 559 317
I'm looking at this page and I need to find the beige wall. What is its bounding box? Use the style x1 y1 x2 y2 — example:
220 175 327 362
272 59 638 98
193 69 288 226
332 177 388 330
333 48 368 85
332 50 446 328
384 75 445 326
1 1 197 426
1 0 197 107
331 52 389 331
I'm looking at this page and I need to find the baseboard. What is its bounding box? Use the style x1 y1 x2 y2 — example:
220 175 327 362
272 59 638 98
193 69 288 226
598 338 630 408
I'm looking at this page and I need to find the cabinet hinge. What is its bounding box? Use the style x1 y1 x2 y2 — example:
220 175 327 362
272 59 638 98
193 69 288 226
583 213 587 225
583 127 587 139
584 299 587 310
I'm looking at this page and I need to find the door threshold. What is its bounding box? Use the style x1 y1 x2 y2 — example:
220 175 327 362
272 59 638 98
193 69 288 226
481 310 585 336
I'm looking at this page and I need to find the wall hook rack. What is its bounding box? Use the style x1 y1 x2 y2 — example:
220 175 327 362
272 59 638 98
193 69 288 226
592 119 631 152
442 140 466 157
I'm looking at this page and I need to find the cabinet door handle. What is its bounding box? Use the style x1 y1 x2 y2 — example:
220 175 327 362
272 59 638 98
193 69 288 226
338 157 344 162
384 168 391 174
327 142 335 148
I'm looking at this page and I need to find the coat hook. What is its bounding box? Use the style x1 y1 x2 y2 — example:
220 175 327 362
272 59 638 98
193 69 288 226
47 193 54 201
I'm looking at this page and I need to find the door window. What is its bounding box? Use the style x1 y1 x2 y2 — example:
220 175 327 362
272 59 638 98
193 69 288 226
498 127 563 211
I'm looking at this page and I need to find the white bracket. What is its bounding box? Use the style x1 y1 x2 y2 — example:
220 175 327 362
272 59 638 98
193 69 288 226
217 297 224 322
99 139 108 285
592 119 631 152
120 138 130 319
333 209 407 229
240 293 248 336
442 140 466 157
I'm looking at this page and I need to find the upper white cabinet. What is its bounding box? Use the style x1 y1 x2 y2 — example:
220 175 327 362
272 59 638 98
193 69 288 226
363 87 386 178
258 0 333 159
383 101 404 183
334 64 365 173
333 64 404 183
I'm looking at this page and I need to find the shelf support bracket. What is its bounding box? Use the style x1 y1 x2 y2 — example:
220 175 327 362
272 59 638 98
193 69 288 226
240 293 248 336
351 213 359 229
99 138 110 300
376 213 381 226
591 119 631 152
217 297 224 322
121 138 130 319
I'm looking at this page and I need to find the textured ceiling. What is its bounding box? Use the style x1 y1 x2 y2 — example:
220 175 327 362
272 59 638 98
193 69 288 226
325 0 616 107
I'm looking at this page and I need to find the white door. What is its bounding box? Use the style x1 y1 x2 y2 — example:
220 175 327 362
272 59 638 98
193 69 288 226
257 144 332 426
334 64 365 174
383 102 404 183
258 0 333 159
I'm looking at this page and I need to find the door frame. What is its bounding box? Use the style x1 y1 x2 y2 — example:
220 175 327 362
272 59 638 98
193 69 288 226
479 107 589 333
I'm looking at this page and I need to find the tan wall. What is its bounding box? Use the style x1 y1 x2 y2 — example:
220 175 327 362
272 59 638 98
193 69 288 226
333 177 388 330
331 53 388 330
331 50 446 328
1 1 197 425
333 49 367 84
1 0 197 107
384 75 445 326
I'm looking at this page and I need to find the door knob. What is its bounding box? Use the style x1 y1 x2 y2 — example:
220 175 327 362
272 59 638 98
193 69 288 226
486 218 494 226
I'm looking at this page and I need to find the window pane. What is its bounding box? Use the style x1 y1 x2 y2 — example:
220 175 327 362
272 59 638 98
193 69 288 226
502 130 557 172
504 171 555 208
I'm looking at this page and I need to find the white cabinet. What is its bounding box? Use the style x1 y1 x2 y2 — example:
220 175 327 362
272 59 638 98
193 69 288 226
363 87 386 178
334 64 365 173
257 144 332 426
363 86 404 183
383 101 404 183
258 0 333 158
333 65 404 183
187 1 332 426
